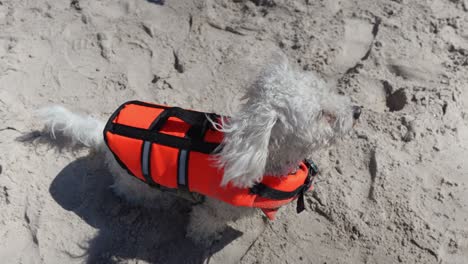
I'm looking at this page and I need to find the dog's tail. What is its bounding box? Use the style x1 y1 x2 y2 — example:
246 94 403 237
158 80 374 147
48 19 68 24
39 106 105 150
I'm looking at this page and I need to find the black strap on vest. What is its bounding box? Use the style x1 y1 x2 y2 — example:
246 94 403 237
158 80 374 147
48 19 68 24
105 101 319 212
249 159 319 214
108 124 220 154
103 101 221 189
133 106 219 189
140 113 171 187
106 105 221 154
150 107 207 131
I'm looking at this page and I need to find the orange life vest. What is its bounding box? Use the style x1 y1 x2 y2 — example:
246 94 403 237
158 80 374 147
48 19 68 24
103 101 318 220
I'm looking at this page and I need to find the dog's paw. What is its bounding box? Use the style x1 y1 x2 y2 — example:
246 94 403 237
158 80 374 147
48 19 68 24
186 207 226 246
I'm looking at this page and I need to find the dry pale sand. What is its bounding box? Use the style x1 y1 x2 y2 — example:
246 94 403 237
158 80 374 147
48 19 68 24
0 0 467 263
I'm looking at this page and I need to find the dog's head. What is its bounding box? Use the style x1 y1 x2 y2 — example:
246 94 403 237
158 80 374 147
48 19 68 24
214 61 360 188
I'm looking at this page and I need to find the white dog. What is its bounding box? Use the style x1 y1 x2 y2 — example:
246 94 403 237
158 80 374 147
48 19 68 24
40 60 360 245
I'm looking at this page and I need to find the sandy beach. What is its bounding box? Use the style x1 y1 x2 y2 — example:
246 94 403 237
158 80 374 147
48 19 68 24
0 0 467 263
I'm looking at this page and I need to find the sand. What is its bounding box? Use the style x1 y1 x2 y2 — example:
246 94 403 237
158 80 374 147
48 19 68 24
0 0 467 263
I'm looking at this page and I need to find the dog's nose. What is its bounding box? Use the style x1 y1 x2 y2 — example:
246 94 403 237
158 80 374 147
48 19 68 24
352 106 361 120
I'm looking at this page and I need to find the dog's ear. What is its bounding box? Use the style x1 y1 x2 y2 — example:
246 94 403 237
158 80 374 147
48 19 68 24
212 105 277 188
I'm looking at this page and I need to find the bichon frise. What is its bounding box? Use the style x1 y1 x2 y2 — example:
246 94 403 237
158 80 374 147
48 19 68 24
40 60 360 245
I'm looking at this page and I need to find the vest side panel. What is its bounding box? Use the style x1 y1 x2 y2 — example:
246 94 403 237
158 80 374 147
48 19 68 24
261 162 309 192
188 152 256 207
106 132 145 181
113 104 164 129
149 144 179 188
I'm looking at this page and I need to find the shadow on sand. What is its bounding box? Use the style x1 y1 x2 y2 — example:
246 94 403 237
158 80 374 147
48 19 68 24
49 156 241 263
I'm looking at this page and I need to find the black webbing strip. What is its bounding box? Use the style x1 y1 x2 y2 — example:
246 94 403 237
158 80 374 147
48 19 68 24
249 160 317 202
139 112 176 187
249 182 307 200
148 108 170 130
150 107 211 132
175 119 210 190
108 123 219 154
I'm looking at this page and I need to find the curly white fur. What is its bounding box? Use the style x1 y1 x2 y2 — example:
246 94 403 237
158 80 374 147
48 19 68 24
212 61 354 187
38 105 105 149
39 59 358 245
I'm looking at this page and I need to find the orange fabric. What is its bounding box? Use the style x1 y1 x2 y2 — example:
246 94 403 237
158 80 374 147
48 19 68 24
104 101 311 220
106 132 145 181
149 144 179 188
112 103 163 129
261 208 279 220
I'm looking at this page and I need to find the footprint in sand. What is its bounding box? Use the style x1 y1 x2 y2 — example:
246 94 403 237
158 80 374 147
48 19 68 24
352 76 388 113
0 37 20 76
0 3 8 22
62 21 112 76
386 58 443 82
334 18 375 73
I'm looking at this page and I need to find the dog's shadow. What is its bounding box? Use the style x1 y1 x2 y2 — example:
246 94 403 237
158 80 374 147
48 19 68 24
49 155 241 264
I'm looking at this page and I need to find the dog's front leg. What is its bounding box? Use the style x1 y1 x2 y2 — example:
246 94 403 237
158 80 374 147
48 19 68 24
187 198 257 246
186 201 229 246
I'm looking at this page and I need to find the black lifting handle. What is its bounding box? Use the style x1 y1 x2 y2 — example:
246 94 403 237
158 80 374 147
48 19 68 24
149 107 206 131
149 107 219 143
